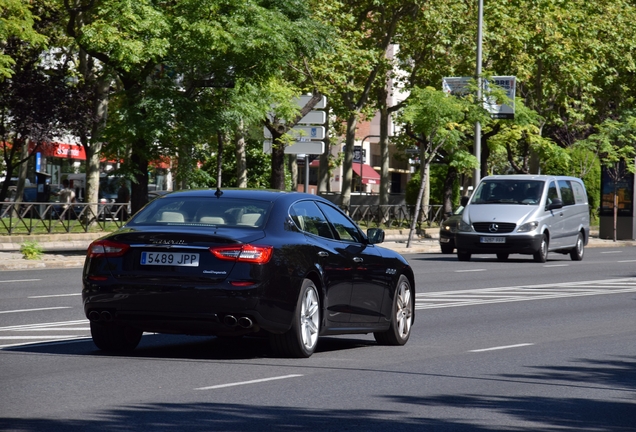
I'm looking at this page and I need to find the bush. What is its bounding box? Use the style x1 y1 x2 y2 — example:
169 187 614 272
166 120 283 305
20 240 43 260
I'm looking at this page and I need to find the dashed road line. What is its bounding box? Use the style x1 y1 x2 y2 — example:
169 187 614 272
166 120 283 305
195 374 303 391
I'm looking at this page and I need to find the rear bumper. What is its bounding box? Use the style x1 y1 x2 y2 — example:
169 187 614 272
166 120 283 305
82 280 294 335
455 232 543 255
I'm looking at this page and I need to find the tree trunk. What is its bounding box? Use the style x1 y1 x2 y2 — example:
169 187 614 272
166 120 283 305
130 144 149 215
340 113 357 212
288 154 298 191
379 104 390 207
216 130 224 189
235 121 247 188
442 165 457 215
270 135 286 190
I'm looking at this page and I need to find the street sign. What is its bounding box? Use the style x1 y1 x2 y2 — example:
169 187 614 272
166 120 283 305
443 76 516 119
263 140 325 155
264 126 325 140
294 95 327 109
297 110 326 125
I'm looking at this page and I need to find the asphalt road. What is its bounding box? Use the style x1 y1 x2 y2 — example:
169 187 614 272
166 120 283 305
1 248 635 431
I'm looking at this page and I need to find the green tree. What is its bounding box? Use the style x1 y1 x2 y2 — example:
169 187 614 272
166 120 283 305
400 86 480 247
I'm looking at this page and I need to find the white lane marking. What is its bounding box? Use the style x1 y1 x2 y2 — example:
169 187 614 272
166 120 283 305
601 251 623 254
0 336 81 340
0 279 41 284
617 260 636 263
28 293 82 299
15 328 90 331
0 307 72 314
470 343 534 353
195 374 303 391
455 269 487 273
544 264 569 267
0 320 86 331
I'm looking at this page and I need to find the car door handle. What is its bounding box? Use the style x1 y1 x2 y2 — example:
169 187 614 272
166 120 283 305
317 251 329 257
353 257 364 263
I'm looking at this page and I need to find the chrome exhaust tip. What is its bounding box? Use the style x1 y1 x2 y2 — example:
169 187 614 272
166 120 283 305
223 315 238 327
100 311 113 322
238 317 253 329
88 311 101 322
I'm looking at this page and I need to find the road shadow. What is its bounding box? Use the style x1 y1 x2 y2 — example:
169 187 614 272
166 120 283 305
3 333 378 361
382 355 636 432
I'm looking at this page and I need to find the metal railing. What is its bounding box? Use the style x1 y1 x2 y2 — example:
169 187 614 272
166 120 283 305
348 204 444 229
1 201 444 235
0 202 130 235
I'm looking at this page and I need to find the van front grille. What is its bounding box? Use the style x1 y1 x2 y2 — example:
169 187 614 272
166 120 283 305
473 222 516 233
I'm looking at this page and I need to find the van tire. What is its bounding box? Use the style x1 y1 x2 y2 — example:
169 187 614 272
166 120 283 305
533 234 548 263
457 251 471 261
570 232 584 261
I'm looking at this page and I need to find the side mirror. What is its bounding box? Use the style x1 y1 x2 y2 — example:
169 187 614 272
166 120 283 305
547 198 563 210
367 227 385 244
460 196 470 207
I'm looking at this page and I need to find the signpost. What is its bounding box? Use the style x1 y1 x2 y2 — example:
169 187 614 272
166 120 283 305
264 95 328 192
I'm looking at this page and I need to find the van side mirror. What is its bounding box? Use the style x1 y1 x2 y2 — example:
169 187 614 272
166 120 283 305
460 196 470 207
367 228 385 244
547 198 563 210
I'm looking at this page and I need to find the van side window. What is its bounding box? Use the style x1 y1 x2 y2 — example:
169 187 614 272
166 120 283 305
547 182 559 207
571 181 587 204
558 180 575 206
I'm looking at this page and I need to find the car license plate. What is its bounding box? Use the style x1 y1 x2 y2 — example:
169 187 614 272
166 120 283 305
140 251 200 267
480 236 505 244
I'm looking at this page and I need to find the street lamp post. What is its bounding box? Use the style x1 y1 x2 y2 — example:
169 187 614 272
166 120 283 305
474 0 483 188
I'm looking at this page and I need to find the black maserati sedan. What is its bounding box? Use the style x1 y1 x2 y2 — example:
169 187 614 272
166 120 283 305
82 189 415 358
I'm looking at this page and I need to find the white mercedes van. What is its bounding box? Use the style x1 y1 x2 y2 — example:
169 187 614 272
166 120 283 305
455 175 590 262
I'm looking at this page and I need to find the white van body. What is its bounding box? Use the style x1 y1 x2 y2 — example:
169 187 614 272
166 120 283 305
455 175 590 262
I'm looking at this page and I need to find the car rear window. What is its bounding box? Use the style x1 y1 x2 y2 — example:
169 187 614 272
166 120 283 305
128 196 271 228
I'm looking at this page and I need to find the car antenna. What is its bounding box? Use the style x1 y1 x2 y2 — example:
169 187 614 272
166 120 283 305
214 187 223 198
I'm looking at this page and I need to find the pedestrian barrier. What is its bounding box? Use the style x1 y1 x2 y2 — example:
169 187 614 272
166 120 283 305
0 202 129 235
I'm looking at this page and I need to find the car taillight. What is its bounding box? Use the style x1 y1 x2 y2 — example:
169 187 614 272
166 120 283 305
88 239 130 258
210 244 273 264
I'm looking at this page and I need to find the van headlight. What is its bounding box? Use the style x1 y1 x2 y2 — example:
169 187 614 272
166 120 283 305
458 219 473 232
517 221 538 233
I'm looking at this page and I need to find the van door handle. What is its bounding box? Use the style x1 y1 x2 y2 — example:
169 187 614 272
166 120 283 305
353 257 364 263
317 251 329 257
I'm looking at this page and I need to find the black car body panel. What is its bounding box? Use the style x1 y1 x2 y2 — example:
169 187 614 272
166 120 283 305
82 189 415 346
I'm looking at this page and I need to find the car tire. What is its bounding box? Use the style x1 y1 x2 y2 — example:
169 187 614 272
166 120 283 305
374 275 413 346
440 244 454 254
270 279 320 358
457 251 471 261
90 321 142 352
570 232 584 261
533 234 549 263
496 253 509 261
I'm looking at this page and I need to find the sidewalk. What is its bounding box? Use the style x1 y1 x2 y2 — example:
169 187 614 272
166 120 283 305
0 230 634 271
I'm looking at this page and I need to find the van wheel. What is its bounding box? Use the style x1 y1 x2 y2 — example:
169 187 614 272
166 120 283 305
496 253 509 261
533 234 548 263
570 232 584 261
440 244 454 254
457 251 471 261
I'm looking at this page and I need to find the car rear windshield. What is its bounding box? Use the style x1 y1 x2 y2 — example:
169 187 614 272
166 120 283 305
472 180 545 205
128 196 272 228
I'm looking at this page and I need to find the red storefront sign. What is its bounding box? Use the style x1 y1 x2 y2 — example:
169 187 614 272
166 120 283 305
31 142 87 160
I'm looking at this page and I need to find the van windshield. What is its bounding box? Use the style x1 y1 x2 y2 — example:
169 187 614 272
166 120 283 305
471 180 545 205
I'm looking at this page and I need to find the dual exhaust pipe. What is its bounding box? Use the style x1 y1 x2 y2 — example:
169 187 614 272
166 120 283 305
223 315 253 329
88 310 113 322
